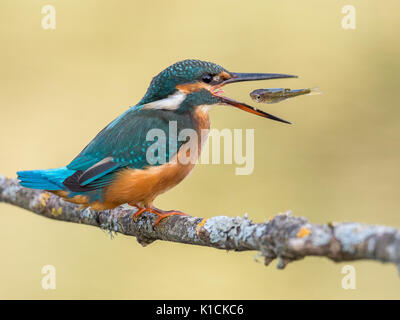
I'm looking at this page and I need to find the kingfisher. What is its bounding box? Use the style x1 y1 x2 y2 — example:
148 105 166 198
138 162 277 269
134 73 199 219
17 59 296 226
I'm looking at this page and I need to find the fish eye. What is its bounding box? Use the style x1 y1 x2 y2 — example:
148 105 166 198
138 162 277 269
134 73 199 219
256 95 261 101
202 74 213 83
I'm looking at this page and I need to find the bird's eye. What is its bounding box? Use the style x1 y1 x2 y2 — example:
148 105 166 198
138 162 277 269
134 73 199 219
202 74 213 83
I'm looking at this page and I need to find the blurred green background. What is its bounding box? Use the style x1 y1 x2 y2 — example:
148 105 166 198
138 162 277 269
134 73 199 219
1 0 399 299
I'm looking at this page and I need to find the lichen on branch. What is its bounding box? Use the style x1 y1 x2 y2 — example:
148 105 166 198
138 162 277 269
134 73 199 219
1 175 400 273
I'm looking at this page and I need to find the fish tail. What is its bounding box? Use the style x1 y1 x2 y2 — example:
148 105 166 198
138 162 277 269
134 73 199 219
307 87 322 96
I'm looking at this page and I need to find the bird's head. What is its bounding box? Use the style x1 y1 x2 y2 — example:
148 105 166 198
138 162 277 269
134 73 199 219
139 59 296 124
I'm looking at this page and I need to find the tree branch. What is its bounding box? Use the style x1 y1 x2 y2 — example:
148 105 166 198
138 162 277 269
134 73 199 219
1 175 400 271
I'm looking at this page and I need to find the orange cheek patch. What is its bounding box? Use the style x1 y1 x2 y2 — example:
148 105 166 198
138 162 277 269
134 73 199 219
219 71 231 81
176 72 231 94
176 82 211 94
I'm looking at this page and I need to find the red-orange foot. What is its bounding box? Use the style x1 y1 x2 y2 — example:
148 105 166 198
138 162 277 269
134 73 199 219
150 208 188 227
128 204 188 227
128 204 147 220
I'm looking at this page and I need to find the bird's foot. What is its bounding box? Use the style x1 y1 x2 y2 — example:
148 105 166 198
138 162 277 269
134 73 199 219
128 204 147 220
149 207 188 227
128 203 188 227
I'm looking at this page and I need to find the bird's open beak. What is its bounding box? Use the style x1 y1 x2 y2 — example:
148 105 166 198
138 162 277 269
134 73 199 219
212 72 297 124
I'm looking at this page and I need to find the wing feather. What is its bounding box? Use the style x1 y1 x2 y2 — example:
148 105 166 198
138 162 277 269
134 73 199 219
63 105 193 192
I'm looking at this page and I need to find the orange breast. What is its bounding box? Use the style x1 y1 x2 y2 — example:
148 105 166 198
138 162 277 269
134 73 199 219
98 106 211 210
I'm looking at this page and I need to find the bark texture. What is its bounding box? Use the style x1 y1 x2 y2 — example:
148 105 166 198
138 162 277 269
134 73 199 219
1 175 400 271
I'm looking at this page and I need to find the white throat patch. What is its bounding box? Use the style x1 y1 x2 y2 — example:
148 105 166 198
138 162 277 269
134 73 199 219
142 91 187 111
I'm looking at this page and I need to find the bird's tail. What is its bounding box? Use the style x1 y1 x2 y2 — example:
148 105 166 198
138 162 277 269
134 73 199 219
17 167 75 190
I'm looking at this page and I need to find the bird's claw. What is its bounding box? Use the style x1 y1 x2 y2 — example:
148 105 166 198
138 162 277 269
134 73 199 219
129 203 188 227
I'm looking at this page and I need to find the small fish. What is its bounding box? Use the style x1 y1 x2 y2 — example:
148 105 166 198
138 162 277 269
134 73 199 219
250 87 320 104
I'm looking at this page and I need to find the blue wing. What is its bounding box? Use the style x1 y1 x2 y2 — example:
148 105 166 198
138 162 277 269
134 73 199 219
63 106 193 192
